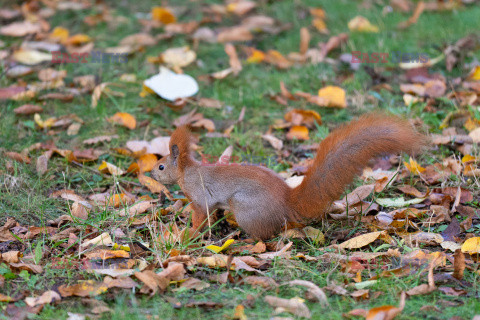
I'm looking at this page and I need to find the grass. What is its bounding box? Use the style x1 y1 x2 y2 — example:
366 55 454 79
1 0 480 319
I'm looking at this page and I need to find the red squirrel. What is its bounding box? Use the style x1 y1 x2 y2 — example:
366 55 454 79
151 114 423 240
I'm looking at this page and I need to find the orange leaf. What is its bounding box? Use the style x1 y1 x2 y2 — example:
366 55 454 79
318 86 347 108
137 154 158 173
108 112 136 130
138 174 173 200
246 49 265 63
286 126 309 140
152 7 176 24
404 157 426 174
65 34 91 46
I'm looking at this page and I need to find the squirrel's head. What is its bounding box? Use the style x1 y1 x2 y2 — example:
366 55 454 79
151 144 181 185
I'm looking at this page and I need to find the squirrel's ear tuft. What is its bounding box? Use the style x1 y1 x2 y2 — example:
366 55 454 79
171 144 179 165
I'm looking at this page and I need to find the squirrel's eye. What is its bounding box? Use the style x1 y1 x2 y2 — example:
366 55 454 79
159 165 165 171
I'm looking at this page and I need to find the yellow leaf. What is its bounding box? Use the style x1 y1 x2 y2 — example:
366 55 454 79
461 237 480 254
348 16 379 33
98 161 125 176
206 239 235 254
12 49 52 65
139 84 155 97
233 304 248 320
462 154 476 163
108 112 136 130
246 49 265 63
467 66 480 81
464 117 479 132
403 157 426 174
34 113 56 129
312 18 328 33
318 86 347 108
152 7 176 24
286 125 309 140
49 26 69 42
339 231 385 249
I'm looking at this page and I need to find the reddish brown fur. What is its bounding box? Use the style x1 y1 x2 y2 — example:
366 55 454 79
152 114 424 239
288 114 424 220
169 125 194 171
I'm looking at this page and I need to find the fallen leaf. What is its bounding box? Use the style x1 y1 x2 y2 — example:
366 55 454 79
317 86 347 108
152 7 176 24
14 104 43 115
206 239 235 253
144 67 199 101
286 125 309 140
339 231 385 249
25 290 61 307
162 46 196 68
98 161 125 176
348 16 379 32
461 237 480 254
264 296 311 318
58 280 108 297
108 112 136 130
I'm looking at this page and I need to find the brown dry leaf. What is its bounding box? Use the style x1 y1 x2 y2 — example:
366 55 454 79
0 21 42 37
243 276 278 290
25 290 61 307
158 262 186 281
2 251 21 263
9 263 43 274
83 135 118 145
108 112 136 130
197 254 229 268
424 80 446 98
397 1 425 29
197 98 223 108
258 241 292 259
71 202 89 220
14 104 43 115
134 270 169 294
318 86 347 108
217 26 253 42
5 151 31 164
91 83 111 108
85 249 129 260
264 296 311 318
339 231 385 249
299 27 310 55
225 44 242 75
286 125 309 140
138 174 173 199
289 280 328 305
179 277 210 291
264 50 292 69
227 1 256 15
262 134 283 150
58 280 108 297
0 86 26 100
406 256 437 296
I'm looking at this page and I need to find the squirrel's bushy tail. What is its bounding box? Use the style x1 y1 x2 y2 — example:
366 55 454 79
288 113 424 220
